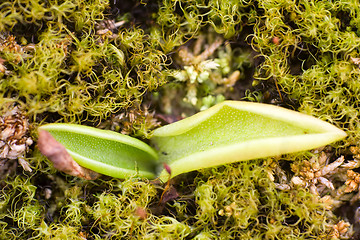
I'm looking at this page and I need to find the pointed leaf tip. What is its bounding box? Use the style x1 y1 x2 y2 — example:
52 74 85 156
151 101 347 181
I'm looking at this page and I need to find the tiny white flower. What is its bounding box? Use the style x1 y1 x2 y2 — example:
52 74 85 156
200 60 219 71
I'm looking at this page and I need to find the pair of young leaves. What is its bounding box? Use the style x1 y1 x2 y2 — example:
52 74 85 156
38 101 347 182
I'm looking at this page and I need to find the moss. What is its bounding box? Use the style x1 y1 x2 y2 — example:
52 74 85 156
1 0 359 239
248 0 360 145
1 160 336 239
0 0 169 122
190 160 334 239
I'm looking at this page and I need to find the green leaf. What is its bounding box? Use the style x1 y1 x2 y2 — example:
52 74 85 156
38 123 158 179
38 101 346 181
151 101 347 181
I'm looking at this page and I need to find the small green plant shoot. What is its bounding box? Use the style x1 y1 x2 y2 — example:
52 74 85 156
38 124 158 179
38 101 346 181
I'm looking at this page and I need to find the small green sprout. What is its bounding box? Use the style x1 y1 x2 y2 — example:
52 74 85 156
38 101 346 181
38 123 158 179
152 101 347 181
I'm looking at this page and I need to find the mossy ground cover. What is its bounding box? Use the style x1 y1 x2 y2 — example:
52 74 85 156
1 0 360 239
